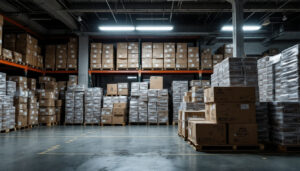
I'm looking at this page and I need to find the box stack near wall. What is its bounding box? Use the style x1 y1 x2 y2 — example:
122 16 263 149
1 73 16 131
128 42 139 69
27 78 38 126
188 47 200 69
142 42 153 70
129 82 148 123
45 45 56 70
116 43 128 70
67 37 78 70
118 83 128 96
172 81 188 123
10 76 28 128
38 76 57 125
65 75 79 124
216 44 233 59
176 43 188 69
16 34 38 66
102 95 127 125
148 89 168 124
102 44 114 70
112 101 127 125
256 102 270 143
84 88 103 124
212 54 223 67
163 43 175 69
56 44 67 70
201 48 212 70
90 43 102 70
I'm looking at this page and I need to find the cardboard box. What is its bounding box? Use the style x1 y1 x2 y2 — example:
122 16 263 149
39 107 56 116
39 91 55 99
150 76 163 89
39 115 56 123
90 63 101 70
2 48 13 59
201 59 212 69
16 115 28 127
153 59 163 69
55 100 62 107
188 120 226 145
204 87 256 103
228 124 258 145
107 84 118 95
176 52 187 59
142 58 152 69
112 116 126 124
177 43 187 53
188 58 199 68
205 103 256 124
113 103 127 108
113 107 127 116
39 99 55 107
118 88 128 96
101 115 112 124
91 43 102 49
153 43 164 59
13 52 22 63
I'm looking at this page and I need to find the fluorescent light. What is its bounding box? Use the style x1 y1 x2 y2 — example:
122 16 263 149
221 25 261 31
136 26 173 31
136 18 168 21
99 26 135 31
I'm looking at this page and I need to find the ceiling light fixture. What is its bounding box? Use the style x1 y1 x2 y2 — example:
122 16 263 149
221 25 261 31
262 18 271 26
98 26 135 31
136 26 173 31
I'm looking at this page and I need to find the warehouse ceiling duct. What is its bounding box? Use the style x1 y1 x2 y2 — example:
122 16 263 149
32 0 78 30
0 1 48 34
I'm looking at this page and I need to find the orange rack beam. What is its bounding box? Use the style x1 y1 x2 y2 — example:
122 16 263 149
89 70 213 74
45 70 78 74
0 60 43 73
89 70 139 74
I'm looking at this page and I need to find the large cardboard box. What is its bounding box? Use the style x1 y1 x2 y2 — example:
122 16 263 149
117 42 128 59
142 58 152 69
204 87 256 103
113 116 126 124
153 59 163 69
188 120 226 145
113 107 127 116
113 103 127 108
153 43 164 59
39 99 55 107
107 84 118 95
16 115 28 127
118 88 128 96
205 103 256 124
39 115 56 123
150 76 163 89
188 58 199 69
177 43 187 53
228 124 258 145
101 115 112 124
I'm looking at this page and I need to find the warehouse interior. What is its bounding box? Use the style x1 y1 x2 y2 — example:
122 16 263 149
1 0 300 170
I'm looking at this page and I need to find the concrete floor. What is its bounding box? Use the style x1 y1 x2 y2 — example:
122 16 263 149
0 126 300 171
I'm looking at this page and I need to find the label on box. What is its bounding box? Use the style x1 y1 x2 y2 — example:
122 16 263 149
240 104 249 110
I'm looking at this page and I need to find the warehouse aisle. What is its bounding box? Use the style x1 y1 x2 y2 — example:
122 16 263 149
0 126 300 171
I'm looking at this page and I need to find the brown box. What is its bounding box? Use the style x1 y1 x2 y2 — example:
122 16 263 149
153 43 164 59
39 107 56 116
176 52 187 59
14 97 28 104
39 91 55 99
55 100 62 107
228 124 258 145
164 62 175 69
201 59 212 69
117 59 128 69
2 48 13 59
113 107 127 116
176 58 188 68
142 58 152 69
13 52 22 63
91 43 102 49
213 54 223 60
113 103 127 108
204 87 256 103
205 103 256 124
90 63 101 70
40 99 55 107
107 84 118 95
188 58 199 68
150 76 163 89
128 42 139 54
16 115 28 127
27 78 36 90
118 88 128 96
101 115 112 124
112 116 126 124
153 59 163 69
177 43 187 53
39 115 56 123
188 120 226 145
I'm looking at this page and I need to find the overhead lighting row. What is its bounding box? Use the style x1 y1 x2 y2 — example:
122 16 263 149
99 26 173 31
221 25 261 31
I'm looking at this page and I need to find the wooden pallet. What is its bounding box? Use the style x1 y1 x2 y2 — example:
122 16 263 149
277 144 300 152
16 61 26 65
188 68 200 70
83 123 101 126
172 121 178 125
128 122 147 125
0 127 16 133
40 122 57 127
127 68 139 70
147 122 169 126
16 125 29 130
158 122 169 126
116 68 139 71
101 123 126 126
3 58 14 62
28 124 39 128
101 68 114 71
164 68 176 70
176 68 188 70
106 94 118 96
200 68 212 70
188 140 264 152
64 123 83 126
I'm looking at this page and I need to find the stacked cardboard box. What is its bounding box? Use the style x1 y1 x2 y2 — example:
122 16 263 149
37 55 44 69
16 34 38 66
67 37 78 70
9 76 28 128
45 45 56 70
107 84 118 95
118 83 128 96
157 89 169 123
90 43 102 70
172 81 188 123
201 48 212 70
216 44 233 58
84 88 103 124
74 90 84 124
102 44 114 70
0 17 3 55
13 51 23 63
55 100 62 124
56 44 67 70
142 42 152 70
112 102 127 125
117 43 128 69
163 43 175 69
102 96 127 124
256 102 270 143
65 90 75 124
176 43 188 69
179 110 205 140
2 48 13 60
128 42 139 69
188 47 200 69
212 54 223 66
129 82 148 123
187 87 258 147
27 78 38 126
3 34 16 51
1 73 16 131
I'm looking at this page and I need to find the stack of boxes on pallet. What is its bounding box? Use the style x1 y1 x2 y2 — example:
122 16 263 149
148 89 169 124
187 87 258 147
129 82 149 123
117 43 128 70
188 47 200 70
216 44 233 59
84 88 103 124
67 37 78 70
56 44 67 70
172 81 188 123
27 78 38 126
142 42 153 70
142 42 154 69
10 76 28 128
102 44 114 70
45 45 56 70
127 42 139 69
201 48 212 70
212 54 223 68
163 43 175 69
90 43 102 70
0 73 16 131
101 83 128 125
176 43 188 69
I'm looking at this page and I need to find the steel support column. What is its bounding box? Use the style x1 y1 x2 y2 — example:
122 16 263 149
78 36 89 87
